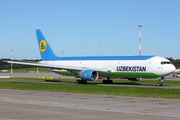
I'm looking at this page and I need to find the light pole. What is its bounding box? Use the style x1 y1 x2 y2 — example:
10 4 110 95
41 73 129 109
11 50 13 73
37 56 39 73
138 25 143 56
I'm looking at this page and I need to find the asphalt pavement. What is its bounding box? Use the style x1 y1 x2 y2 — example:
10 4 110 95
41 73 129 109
0 89 180 120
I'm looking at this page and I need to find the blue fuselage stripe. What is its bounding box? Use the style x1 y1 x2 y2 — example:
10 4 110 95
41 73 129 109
42 56 154 61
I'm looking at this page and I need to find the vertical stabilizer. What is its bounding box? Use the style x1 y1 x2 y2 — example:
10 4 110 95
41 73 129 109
36 29 57 61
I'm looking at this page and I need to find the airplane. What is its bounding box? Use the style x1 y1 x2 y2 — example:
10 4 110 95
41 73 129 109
7 29 176 86
174 69 180 73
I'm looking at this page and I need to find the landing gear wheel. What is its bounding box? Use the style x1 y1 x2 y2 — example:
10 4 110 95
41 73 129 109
102 79 113 84
110 80 113 84
107 80 113 84
76 80 80 84
82 80 87 84
157 79 163 86
157 82 163 86
79 80 82 84
76 80 87 84
103 80 106 84
103 80 105 84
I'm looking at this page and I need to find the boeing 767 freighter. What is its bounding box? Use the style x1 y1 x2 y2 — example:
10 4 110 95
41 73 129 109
7 29 176 86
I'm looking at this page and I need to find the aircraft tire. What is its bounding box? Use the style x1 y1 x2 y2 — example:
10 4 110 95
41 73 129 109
82 80 87 84
157 82 163 86
107 80 113 84
157 79 163 86
76 80 80 84
103 80 113 84
80 80 83 84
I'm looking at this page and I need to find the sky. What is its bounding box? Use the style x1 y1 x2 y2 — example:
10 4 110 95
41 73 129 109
0 0 180 59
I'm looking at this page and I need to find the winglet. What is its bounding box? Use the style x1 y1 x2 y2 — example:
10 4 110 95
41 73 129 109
36 29 57 61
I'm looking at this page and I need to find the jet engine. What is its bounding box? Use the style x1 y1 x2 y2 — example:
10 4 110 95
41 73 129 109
128 78 142 81
79 70 99 81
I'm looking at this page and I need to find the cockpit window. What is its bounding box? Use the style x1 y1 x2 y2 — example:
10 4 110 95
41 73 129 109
161 61 171 65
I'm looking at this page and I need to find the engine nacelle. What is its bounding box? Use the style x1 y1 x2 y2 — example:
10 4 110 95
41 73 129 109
79 70 99 81
128 78 142 81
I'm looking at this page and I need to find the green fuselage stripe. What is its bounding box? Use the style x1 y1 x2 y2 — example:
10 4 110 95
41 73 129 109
99 72 159 78
54 71 76 76
54 71 159 78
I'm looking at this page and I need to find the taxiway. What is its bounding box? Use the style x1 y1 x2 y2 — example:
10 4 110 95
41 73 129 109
0 89 180 120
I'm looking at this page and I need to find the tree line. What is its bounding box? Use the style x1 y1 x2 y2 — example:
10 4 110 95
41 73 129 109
167 58 180 68
0 59 41 70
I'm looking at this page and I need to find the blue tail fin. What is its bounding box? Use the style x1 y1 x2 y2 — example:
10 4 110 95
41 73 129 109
36 29 57 61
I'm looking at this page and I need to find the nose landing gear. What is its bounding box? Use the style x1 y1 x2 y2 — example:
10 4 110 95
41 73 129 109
157 80 163 86
157 77 164 86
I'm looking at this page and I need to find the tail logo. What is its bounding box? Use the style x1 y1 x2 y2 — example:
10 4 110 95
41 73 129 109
39 40 47 52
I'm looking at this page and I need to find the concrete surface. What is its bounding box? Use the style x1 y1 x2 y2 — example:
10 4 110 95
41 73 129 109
0 72 75 79
0 89 180 120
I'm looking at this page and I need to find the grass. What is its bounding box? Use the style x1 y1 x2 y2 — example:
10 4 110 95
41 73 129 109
2 78 180 86
0 81 180 99
1 78 180 99
55 79 180 86
0 67 49 73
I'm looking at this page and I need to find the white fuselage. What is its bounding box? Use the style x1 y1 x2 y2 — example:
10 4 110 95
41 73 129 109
40 56 176 77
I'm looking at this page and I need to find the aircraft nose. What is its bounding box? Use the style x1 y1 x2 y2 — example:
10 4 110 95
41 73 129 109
170 65 176 73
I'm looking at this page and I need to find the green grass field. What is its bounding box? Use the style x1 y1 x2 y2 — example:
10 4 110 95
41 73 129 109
0 81 179 99
48 78 180 86
0 78 180 99
2 78 180 86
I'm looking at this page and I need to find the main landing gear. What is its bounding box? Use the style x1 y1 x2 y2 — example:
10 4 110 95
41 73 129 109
157 77 164 86
76 79 87 84
102 77 113 84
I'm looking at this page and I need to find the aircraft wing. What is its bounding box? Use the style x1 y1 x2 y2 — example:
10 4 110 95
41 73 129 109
174 69 180 73
6 61 110 74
